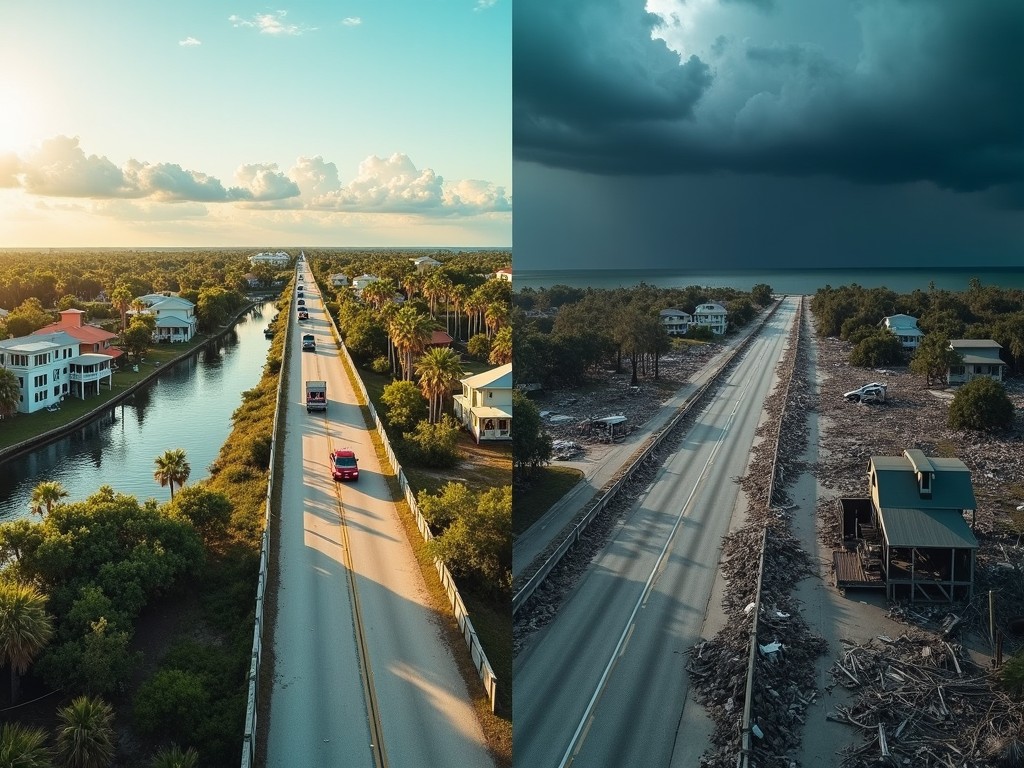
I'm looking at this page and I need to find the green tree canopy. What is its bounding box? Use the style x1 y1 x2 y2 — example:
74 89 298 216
849 331 904 368
426 485 511 597
381 380 427 432
512 390 552 481
55 695 116 768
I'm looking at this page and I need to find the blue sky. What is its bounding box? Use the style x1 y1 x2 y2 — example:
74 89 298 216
0 1 510 247
515 0 1023 270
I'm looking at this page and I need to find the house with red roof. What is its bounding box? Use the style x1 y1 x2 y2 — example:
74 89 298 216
33 309 123 361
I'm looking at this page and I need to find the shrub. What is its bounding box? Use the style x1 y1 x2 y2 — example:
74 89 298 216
685 325 715 342
133 669 209 742
467 333 490 360
381 381 427 432
402 416 462 468
849 331 904 367
948 377 1015 432
370 356 391 375
245 434 272 469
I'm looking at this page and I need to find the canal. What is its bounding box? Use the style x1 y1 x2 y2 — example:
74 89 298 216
0 300 278 521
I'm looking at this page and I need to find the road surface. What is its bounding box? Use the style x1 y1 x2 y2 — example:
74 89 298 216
513 298 799 767
264 265 494 767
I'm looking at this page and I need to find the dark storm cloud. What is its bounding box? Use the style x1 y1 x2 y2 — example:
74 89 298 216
514 0 1024 198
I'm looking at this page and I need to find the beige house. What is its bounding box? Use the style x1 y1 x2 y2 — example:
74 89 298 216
659 308 691 336
946 339 1006 385
453 363 512 443
693 302 728 335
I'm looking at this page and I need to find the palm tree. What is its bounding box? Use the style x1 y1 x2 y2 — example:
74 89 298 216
449 284 469 341
466 287 488 339
0 580 55 704
0 368 20 420
388 307 432 382
401 272 421 302
489 325 512 365
150 744 199 768
28 480 69 517
415 347 464 424
111 285 133 332
0 723 51 767
55 695 115 768
153 448 191 499
484 301 508 339
361 279 394 311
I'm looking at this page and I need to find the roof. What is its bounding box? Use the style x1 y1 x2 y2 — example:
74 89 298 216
147 296 195 311
428 330 453 346
882 314 920 327
154 314 193 327
0 331 79 353
660 308 690 318
871 453 977 510
33 321 116 344
472 405 513 419
461 363 512 390
950 339 1002 349
877 506 978 549
957 353 1006 366
695 303 727 313
71 353 114 365
595 415 627 425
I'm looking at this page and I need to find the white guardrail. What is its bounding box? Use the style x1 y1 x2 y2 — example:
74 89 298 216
512 299 784 616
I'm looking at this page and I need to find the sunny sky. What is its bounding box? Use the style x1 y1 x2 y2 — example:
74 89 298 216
514 0 1023 270
0 1 510 248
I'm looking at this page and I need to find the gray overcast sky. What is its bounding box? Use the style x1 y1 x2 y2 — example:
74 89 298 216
514 0 1024 270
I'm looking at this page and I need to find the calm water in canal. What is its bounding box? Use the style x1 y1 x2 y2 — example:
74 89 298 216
0 300 278 521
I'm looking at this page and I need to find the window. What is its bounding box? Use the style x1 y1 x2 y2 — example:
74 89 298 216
34 374 47 388
34 391 46 403
10 354 28 366
53 368 60 380
921 473 931 492
53 386 60 397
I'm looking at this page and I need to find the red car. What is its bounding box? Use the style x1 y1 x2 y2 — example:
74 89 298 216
330 449 359 481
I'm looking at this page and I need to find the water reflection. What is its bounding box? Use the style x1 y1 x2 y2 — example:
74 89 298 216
0 301 276 520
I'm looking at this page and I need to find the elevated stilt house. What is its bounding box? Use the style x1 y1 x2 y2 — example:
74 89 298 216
838 448 978 602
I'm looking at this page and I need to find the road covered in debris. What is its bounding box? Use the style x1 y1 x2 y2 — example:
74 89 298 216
513 299 800 768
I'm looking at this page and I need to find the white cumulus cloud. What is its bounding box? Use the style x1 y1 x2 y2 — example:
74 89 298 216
228 11 313 36
288 155 341 198
178 36 201 46
342 17 362 26
234 163 302 200
20 136 129 197
475 0 498 10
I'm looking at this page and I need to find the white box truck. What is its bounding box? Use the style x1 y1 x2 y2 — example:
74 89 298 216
306 380 327 412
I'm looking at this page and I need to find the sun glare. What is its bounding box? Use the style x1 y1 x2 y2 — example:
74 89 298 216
0 81 33 153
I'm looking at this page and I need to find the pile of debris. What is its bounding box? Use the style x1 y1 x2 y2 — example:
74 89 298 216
827 632 1024 767
536 342 724 449
688 301 829 767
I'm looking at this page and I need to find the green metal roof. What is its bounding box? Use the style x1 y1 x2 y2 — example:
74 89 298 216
877 506 978 549
871 454 977 511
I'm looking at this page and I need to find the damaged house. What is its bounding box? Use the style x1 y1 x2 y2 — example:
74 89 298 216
836 448 978 602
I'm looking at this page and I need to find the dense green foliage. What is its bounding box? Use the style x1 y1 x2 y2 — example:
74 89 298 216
381 380 428 431
849 330 905 367
909 335 962 385
402 416 462 467
512 390 552 482
810 280 1024 373
948 378 1015 432
513 282 764 389
421 483 512 598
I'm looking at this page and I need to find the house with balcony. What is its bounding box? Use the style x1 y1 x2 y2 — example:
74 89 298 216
33 309 123 362
329 273 350 288
946 339 1006 385
879 314 924 350
0 331 113 413
453 362 512 443
835 449 978 602
132 295 198 343
659 308 691 336
693 302 728 335
494 267 512 284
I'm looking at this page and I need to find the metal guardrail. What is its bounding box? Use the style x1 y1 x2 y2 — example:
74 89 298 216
322 281 500 713
241 290 291 768
737 296 803 767
512 300 784 616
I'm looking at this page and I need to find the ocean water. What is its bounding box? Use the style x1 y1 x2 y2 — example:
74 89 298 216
514 268 1024 295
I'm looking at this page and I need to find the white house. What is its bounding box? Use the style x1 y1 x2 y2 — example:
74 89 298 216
693 303 728 335
354 274 382 290
880 314 924 350
411 256 441 272
947 339 1007 385
453 363 512 443
133 295 198 343
494 267 513 284
0 331 113 414
249 251 291 267
329 273 350 287
659 308 691 336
